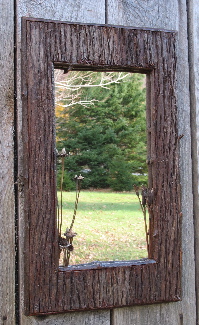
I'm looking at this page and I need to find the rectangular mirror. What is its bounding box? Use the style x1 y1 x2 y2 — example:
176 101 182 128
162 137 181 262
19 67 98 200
22 18 180 315
55 70 149 266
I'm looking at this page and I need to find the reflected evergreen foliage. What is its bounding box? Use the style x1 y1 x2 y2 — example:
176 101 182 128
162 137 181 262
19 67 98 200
56 72 147 191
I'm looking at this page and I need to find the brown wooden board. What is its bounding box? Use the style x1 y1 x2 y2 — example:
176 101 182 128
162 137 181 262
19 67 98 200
21 17 181 315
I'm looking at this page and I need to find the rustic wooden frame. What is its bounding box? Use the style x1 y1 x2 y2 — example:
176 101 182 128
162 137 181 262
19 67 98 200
21 17 181 315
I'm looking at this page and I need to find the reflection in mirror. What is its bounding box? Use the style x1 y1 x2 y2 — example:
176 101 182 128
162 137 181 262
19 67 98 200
54 69 148 267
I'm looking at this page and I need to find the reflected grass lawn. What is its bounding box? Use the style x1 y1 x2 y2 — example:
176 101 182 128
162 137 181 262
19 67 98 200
58 190 148 265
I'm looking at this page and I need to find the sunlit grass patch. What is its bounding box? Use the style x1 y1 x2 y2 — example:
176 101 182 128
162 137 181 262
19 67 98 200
58 190 148 265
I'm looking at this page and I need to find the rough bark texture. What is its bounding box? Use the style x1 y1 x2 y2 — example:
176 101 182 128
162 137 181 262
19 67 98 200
0 0 15 324
14 0 196 324
21 18 180 316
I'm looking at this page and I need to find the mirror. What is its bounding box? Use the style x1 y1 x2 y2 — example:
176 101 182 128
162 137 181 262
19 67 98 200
54 69 148 266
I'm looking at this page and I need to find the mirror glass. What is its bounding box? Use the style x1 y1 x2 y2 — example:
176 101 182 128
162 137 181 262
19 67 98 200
54 69 148 266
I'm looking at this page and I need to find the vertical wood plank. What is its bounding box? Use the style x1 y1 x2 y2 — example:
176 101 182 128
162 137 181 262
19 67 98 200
17 2 110 324
21 310 110 325
0 0 15 324
16 0 196 324
108 0 196 324
187 1 199 324
112 303 185 325
107 0 179 30
17 0 105 24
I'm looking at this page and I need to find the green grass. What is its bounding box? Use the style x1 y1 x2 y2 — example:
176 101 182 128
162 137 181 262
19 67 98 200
58 190 148 265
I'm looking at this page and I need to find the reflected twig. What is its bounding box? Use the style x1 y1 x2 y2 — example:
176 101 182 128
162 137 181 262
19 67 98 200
56 149 84 267
134 185 149 256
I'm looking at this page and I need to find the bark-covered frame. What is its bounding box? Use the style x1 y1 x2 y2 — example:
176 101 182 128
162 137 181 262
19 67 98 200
22 17 181 315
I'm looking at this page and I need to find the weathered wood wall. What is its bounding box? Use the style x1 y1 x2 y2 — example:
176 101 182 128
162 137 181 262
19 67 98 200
0 0 15 324
108 2 196 325
0 0 197 324
187 1 199 323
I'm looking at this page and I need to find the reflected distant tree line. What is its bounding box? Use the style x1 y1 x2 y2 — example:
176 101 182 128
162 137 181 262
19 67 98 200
55 71 147 191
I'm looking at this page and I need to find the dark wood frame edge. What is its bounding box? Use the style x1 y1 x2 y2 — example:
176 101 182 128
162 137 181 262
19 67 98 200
21 17 181 315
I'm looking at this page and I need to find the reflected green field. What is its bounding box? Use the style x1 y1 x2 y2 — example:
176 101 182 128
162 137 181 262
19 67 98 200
58 190 148 265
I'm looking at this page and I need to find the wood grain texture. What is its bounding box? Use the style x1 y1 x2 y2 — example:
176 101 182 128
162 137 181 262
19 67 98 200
187 1 199 324
21 310 110 325
18 0 105 24
0 0 15 324
16 0 196 324
112 303 184 325
17 2 111 324
108 0 197 324
21 19 180 316
107 0 179 30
